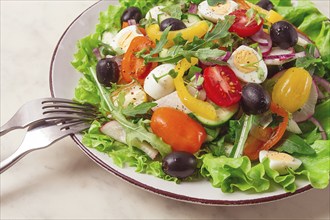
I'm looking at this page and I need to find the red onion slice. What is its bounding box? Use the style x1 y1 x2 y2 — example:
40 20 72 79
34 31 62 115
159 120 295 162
250 28 272 56
188 3 198 14
313 75 330 94
293 81 318 122
309 117 327 140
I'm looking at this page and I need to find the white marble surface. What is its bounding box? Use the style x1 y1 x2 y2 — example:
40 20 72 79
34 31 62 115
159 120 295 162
1 0 329 219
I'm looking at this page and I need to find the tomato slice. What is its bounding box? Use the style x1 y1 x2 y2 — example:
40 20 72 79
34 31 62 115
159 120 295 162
203 65 242 107
150 107 206 154
229 9 263 37
243 102 289 160
121 36 158 85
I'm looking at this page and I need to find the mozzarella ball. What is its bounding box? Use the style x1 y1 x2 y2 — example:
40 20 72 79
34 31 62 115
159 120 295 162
144 64 176 100
146 6 165 20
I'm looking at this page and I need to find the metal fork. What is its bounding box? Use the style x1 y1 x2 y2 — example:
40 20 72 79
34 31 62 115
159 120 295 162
0 119 90 173
0 98 97 136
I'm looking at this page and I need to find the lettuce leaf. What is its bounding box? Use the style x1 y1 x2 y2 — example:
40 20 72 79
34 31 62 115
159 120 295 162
200 154 270 193
262 158 297 192
294 140 330 189
313 99 330 138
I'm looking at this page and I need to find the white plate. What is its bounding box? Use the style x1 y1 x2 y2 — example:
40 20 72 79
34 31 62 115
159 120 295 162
50 0 325 205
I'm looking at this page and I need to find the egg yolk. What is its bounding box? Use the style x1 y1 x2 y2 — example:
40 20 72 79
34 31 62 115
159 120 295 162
265 152 294 162
209 0 231 15
233 49 259 74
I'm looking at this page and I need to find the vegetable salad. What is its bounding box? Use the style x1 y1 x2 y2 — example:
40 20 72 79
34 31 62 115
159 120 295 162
72 0 330 193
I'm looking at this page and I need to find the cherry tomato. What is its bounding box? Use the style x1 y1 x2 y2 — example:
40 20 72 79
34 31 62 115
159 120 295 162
272 67 312 113
121 36 158 85
150 107 206 154
229 9 263 37
203 65 242 107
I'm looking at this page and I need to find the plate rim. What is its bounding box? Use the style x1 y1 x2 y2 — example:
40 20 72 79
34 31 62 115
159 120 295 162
48 0 313 206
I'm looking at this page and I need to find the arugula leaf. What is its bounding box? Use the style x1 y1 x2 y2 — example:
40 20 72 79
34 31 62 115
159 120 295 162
122 102 157 117
230 114 255 158
276 133 316 155
143 15 234 64
182 48 226 62
149 26 171 56
204 15 235 42
207 0 226 6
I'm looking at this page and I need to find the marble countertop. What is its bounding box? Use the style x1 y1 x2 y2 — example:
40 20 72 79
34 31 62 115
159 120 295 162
1 1 329 219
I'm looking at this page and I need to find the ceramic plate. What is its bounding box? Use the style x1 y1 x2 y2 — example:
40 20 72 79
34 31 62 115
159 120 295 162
50 0 326 205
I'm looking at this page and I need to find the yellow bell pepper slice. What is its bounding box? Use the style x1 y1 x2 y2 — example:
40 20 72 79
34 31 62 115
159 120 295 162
246 2 283 23
146 21 210 48
174 58 217 120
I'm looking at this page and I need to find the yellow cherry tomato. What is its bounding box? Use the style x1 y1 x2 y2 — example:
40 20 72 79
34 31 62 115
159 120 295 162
146 21 210 48
272 67 312 113
174 58 217 120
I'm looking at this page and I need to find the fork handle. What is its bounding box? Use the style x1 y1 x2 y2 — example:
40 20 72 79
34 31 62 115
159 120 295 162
0 144 33 174
0 114 24 136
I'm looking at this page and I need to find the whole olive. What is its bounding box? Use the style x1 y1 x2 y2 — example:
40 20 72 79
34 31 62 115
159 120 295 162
241 83 271 115
162 151 197 179
160 18 187 31
121 7 142 23
96 58 119 86
270 21 298 49
256 0 274 11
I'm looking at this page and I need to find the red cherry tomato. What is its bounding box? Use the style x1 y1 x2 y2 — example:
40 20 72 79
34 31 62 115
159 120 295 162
121 36 158 85
150 107 206 154
203 65 242 107
229 9 263 37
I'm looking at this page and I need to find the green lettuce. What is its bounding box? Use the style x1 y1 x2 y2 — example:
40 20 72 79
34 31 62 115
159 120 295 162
262 158 297 193
295 140 330 189
200 154 270 193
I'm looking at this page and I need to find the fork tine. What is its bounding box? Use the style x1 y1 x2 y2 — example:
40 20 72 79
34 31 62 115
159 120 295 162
42 103 95 111
43 109 97 116
41 98 94 107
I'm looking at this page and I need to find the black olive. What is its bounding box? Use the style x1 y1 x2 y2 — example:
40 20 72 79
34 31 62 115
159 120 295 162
96 58 119 86
267 65 285 78
121 7 142 23
241 83 271 115
162 151 197 179
270 21 298 49
256 0 274 11
160 18 187 31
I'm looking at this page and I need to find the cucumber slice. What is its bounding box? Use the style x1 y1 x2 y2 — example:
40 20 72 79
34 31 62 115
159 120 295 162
182 13 202 27
157 13 171 25
195 104 239 127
